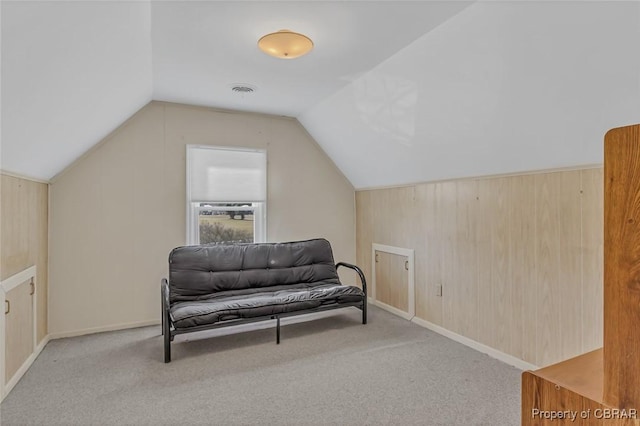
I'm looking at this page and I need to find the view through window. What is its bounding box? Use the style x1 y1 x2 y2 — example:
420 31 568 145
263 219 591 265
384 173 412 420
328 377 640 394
197 203 259 244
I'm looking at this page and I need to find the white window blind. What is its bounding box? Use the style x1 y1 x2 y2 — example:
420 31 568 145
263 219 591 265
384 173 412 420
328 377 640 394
187 146 266 202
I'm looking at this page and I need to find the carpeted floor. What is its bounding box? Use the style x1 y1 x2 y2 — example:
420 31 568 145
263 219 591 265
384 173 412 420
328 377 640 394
0 306 521 425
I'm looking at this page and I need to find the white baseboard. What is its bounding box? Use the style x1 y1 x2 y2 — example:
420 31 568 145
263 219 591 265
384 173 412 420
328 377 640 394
368 299 413 321
410 316 538 371
2 335 51 401
48 319 160 340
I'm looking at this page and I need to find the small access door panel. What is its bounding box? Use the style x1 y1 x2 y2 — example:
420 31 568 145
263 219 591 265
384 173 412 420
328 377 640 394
372 244 415 320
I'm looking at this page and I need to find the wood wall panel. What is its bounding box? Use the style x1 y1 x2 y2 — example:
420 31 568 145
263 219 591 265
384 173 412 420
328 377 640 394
440 181 459 336
413 184 441 324
454 180 478 341
355 190 373 293
356 167 604 367
558 172 583 362
1 174 48 343
495 178 512 355
581 168 604 353
535 172 562 367
511 175 537 363
476 180 493 347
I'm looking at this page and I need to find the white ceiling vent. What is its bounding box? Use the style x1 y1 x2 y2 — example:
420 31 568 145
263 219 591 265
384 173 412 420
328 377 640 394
231 84 256 94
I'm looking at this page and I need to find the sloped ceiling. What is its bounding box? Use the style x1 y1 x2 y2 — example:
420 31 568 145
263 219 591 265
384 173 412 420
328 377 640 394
300 1 640 188
2 1 640 186
1 1 153 180
1 0 472 181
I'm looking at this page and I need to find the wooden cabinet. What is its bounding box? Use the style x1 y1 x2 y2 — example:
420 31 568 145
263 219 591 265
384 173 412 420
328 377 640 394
5 278 35 385
522 350 640 425
1 266 38 400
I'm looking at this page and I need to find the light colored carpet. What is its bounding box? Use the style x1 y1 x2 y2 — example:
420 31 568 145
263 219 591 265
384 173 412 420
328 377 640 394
0 306 521 425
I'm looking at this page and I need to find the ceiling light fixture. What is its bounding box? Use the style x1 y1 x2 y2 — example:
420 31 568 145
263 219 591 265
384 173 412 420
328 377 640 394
258 29 313 59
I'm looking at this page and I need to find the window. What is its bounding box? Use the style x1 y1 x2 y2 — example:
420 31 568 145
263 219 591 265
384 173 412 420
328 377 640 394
187 146 266 245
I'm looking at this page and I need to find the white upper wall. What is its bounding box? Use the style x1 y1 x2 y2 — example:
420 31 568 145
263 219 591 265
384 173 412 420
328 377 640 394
1 1 153 180
299 1 640 189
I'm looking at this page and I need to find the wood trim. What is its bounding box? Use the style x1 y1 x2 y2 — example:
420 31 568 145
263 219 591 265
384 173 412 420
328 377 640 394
356 164 603 192
1 266 36 293
0 171 49 185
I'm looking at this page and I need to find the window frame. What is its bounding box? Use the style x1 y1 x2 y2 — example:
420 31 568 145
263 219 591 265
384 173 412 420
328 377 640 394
186 145 267 245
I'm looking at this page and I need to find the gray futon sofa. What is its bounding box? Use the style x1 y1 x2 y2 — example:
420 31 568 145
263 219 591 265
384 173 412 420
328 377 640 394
161 238 367 362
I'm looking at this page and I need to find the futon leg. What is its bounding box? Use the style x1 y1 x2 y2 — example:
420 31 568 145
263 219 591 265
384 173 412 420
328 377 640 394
362 300 367 325
164 333 171 363
163 312 171 363
163 332 171 363
276 317 280 344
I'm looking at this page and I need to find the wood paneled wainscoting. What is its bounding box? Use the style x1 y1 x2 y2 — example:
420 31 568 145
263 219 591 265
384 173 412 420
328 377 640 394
356 166 603 368
0 173 49 400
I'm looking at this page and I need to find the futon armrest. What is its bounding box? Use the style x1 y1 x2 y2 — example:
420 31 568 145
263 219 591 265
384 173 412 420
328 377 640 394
161 278 170 313
336 262 367 297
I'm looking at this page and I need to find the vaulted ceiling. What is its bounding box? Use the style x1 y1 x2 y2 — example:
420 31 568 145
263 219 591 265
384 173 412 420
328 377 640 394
2 1 640 187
